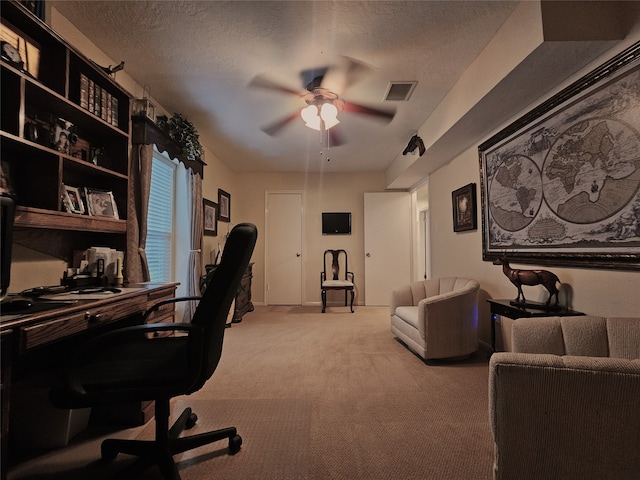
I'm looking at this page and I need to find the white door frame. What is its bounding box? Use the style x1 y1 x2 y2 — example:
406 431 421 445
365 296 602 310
264 190 305 305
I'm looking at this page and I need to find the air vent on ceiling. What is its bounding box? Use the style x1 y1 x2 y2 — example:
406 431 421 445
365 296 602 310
384 81 417 101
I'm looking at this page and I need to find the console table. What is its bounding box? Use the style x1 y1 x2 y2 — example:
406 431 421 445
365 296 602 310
0 282 176 479
487 299 585 353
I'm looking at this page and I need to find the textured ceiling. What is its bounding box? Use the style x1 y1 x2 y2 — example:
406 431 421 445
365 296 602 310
50 1 519 174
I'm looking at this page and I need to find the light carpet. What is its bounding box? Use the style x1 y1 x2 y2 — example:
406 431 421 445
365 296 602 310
8 306 493 479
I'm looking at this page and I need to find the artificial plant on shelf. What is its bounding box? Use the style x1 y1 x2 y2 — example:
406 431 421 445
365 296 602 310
156 113 204 162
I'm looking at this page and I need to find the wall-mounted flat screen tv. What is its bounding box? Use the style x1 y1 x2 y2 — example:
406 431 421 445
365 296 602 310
322 212 351 235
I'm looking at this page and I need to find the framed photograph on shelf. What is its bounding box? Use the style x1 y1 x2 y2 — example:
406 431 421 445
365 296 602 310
478 43 640 270
452 183 477 232
86 188 119 218
203 198 218 236
51 118 76 155
62 184 85 214
218 189 230 222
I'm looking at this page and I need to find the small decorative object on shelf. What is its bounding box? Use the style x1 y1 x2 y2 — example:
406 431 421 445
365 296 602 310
156 113 204 162
493 256 561 308
132 85 155 123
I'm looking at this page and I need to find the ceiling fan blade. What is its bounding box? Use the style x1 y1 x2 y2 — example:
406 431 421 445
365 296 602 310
261 110 301 136
321 56 373 95
248 75 306 96
342 100 395 123
328 127 346 147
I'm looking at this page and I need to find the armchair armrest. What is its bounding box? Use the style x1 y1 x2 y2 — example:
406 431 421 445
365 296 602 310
390 283 414 315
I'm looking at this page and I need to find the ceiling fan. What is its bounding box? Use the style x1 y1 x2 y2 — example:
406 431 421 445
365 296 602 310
249 56 395 146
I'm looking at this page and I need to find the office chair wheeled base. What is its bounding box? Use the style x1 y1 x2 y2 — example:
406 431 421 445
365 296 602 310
100 398 242 480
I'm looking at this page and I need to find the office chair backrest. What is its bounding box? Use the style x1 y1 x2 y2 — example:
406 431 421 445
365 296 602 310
187 222 257 393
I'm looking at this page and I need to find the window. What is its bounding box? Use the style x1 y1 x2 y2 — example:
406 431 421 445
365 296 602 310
146 153 176 282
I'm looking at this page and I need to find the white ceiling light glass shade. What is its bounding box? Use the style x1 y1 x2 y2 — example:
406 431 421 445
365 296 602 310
301 104 321 130
320 103 340 129
301 102 340 131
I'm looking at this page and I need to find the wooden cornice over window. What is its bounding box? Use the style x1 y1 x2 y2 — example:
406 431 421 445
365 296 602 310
131 115 206 177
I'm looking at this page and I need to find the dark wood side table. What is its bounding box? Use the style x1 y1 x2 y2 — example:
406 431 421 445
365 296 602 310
487 299 585 352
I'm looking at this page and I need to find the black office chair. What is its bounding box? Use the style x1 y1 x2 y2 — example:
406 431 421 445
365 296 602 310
50 223 258 480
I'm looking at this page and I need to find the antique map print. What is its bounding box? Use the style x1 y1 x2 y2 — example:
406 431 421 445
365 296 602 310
483 65 640 255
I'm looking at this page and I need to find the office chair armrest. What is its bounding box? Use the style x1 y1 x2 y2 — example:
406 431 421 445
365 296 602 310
72 322 203 358
59 323 205 396
142 296 202 322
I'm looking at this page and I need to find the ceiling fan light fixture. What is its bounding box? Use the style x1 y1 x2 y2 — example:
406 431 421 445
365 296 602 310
301 102 340 131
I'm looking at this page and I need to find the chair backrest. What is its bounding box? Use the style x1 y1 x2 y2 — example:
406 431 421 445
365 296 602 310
323 249 349 281
188 223 257 393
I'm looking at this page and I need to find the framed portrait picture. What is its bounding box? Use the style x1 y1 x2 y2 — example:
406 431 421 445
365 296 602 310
479 43 640 270
62 184 85 214
203 198 218 236
85 188 119 218
51 118 76 155
218 189 230 222
452 183 477 232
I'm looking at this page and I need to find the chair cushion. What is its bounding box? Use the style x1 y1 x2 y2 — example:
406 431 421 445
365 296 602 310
322 279 354 288
395 306 420 329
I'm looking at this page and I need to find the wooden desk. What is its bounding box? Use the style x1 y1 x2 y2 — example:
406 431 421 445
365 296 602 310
0 283 176 479
487 299 585 353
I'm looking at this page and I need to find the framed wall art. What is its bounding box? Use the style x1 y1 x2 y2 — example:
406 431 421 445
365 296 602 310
479 43 640 270
452 183 477 232
218 188 230 222
203 198 218 236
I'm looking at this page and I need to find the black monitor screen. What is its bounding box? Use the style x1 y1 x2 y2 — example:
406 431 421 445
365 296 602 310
322 212 351 235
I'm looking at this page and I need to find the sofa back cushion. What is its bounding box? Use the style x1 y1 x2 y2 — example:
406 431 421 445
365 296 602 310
410 277 478 304
512 316 640 359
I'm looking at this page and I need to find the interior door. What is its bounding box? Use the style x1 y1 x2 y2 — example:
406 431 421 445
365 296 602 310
364 192 411 305
265 191 303 305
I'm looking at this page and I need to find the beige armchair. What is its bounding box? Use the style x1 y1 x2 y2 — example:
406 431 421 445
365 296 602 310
489 316 640 480
390 277 480 360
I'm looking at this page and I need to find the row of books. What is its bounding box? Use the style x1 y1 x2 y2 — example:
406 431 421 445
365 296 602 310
79 73 119 128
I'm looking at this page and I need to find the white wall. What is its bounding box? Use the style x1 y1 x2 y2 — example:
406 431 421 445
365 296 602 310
232 171 386 306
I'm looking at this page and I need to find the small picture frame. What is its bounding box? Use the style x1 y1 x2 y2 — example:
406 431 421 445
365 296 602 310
218 189 230 222
203 198 218 236
51 118 76 155
452 183 477 232
62 184 85 214
86 188 119 218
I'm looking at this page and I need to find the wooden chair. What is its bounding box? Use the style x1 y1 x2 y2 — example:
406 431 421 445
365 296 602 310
321 249 354 313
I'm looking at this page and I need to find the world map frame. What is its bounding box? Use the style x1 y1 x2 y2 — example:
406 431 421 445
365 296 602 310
478 42 640 271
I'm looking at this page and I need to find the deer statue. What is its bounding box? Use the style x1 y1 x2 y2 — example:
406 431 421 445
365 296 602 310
493 256 560 306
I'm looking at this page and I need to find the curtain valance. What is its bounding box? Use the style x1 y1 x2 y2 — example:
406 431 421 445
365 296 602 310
131 116 206 177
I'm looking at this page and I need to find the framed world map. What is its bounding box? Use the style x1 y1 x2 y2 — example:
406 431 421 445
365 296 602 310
479 42 640 270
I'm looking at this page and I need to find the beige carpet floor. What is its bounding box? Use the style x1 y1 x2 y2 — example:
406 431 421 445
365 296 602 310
8 306 494 479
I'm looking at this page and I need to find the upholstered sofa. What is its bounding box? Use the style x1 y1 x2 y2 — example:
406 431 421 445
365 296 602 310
489 315 640 480
390 277 479 360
